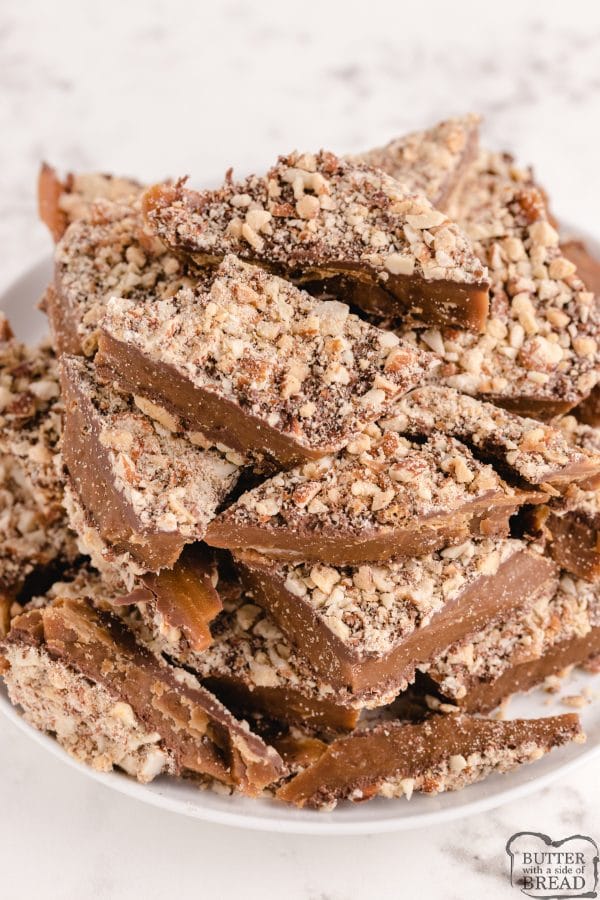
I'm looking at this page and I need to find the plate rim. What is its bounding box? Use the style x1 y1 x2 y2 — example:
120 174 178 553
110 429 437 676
2 239 600 835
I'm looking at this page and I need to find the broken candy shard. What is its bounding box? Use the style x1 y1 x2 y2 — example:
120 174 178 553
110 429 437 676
397 156 600 420
0 323 77 600
546 502 600 581
351 114 480 210
235 539 558 694
385 385 600 490
142 151 490 332
205 431 541 565
536 417 600 579
50 200 193 357
140 576 365 732
60 355 238 573
564 240 600 426
96 254 435 467
1 599 283 793
423 573 600 710
138 544 222 652
455 626 600 714
276 712 583 808
38 163 143 242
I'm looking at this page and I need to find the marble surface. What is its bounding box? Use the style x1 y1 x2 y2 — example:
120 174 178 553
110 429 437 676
1 0 600 896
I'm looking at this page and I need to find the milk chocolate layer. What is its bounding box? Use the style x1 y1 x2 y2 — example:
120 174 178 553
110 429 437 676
577 388 600 428
277 713 583 808
142 152 490 332
2 599 283 794
205 431 539 566
318 269 490 330
60 356 238 573
454 627 600 714
237 543 558 694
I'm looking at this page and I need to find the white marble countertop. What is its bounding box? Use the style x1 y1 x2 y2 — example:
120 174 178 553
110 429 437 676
1 0 600 896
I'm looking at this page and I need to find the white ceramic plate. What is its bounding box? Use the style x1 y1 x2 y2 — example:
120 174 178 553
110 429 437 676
1 254 600 835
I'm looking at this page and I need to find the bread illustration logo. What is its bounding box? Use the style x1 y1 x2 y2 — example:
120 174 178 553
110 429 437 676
506 832 598 898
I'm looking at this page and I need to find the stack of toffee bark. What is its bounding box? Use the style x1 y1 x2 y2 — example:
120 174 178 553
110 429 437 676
2 116 600 810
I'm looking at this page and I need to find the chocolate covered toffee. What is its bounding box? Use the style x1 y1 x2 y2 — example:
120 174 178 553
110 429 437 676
388 385 600 490
395 150 600 419
140 575 365 732
277 713 583 809
96 255 434 466
352 114 481 210
423 574 600 711
205 432 541 564
0 319 77 633
49 199 196 356
3 113 599 810
0 598 283 793
60 356 239 577
235 540 558 695
38 163 143 243
142 151 491 330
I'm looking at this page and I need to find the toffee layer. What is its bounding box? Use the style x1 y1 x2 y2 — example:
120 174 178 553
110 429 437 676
97 254 435 467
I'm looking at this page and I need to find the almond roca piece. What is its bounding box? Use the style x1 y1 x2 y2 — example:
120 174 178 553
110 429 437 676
141 151 491 330
48 199 197 357
565 240 600 426
235 539 558 695
385 385 600 490
0 319 78 632
96 255 435 467
59 356 239 577
276 713 584 809
545 489 600 582
422 573 600 712
0 598 284 794
38 163 144 242
351 114 481 211
204 430 541 565
139 575 365 733
397 152 600 419
527 416 600 581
